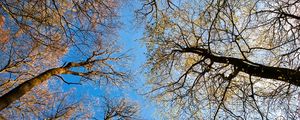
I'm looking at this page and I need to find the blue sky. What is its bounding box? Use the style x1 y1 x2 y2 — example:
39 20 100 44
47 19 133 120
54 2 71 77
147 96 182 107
117 2 157 119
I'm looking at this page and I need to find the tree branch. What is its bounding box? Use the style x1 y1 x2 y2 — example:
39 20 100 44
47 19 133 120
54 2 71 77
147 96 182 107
175 47 300 86
54 75 82 85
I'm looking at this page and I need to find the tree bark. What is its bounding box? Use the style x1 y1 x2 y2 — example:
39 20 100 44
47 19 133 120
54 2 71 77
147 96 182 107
177 47 300 86
0 67 67 111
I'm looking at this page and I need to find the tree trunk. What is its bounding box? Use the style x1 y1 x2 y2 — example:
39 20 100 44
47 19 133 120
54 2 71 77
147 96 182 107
0 68 67 111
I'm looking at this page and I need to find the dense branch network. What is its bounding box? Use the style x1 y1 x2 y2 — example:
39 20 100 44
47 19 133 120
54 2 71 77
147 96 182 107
0 0 132 118
140 0 300 119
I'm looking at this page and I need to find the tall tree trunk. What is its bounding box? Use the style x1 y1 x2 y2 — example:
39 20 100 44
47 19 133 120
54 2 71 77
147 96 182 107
0 67 67 111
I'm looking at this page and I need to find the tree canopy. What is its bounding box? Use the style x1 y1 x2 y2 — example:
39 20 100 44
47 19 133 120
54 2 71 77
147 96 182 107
139 0 300 119
1 0 300 119
0 0 139 119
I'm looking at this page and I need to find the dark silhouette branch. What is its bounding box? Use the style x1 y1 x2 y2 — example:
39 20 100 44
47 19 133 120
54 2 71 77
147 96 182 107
175 47 300 86
214 68 240 119
54 75 82 85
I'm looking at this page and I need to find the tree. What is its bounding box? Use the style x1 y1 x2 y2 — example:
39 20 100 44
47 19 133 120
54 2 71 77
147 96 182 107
101 96 140 120
0 0 131 118
139 0 300 119
1 89 92 119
